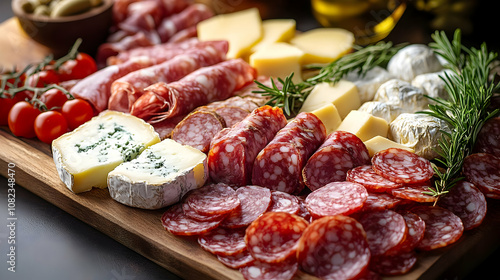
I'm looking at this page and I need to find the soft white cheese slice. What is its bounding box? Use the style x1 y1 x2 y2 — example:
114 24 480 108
107 139 208 209
52 111 160 193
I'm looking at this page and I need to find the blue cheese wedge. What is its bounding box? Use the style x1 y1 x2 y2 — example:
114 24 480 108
107 139 208 209
52 111 160 193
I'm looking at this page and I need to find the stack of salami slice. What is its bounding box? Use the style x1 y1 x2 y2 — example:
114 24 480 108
160 106 495 279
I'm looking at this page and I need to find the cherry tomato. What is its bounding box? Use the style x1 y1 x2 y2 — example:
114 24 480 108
26 70 60 87
61 99 94 130
8 101 40 138
58 53 97 81
34 111 68 144
0 91 32 126
40 88 68 111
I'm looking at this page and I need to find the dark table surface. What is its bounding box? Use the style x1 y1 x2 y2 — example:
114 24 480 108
1 1 499 280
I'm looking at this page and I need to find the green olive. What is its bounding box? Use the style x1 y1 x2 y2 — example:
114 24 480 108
33 4 50 16
50 0 92 17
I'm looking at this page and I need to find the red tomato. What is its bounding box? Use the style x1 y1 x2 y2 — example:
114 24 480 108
0 91 32 126
8 101 40 138
34 111 68 144
58 53 97 81
26 70 60 87
61 99 94 130
40 88 69 111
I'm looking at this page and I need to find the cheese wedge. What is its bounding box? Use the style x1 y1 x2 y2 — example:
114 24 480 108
52 111 160 193
250 42 304 83
336 110 388 142
290 28 354 65
364 136 414 157
107 139 208 209
310 103 342 135
197 8 262 59
299 80 360 119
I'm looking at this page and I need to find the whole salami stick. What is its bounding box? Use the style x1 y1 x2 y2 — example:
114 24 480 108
108 40 228 113
208 105 287 186
252 112 326 194
130 59 257 123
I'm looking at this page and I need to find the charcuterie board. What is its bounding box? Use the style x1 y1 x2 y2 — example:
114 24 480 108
1 123 500 280
1 9 500 280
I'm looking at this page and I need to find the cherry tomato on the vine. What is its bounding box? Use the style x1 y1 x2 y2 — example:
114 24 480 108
58 53 97 81
0 91 32 126
26 69 60 88
8 101 41 138
40 88 69 111
34 111 68 144
61 98 94 130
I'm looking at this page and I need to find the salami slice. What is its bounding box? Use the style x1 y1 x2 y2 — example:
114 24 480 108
361 192 403 212
371 148 434 184
390 181 436 203
161 204 222 236
204 96 260 113
438 181 487 230
252 112 326 194
325 130 371 166
198 227 247 256
131 59 257 123
217 250 255 269
369 251 417 276
302 146 356 191
214 106 250 127
347 165 403 192
268 191 300 215
171 110 226 153
297 215 371 280
208 106 287 186
150 114 186 139
185 183 240 216
475 117 500 157
108 40 229 113
304 181 368 218
410 205 464 251
358 210 407 256
220 186 272 228
182 201 227 222
462 153 500 197
239 258 298 280
245 212 309 263
389 211 425 254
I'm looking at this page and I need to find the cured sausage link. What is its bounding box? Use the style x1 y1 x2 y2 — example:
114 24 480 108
252 112 326 194
208 106 287 186
131 58 257 123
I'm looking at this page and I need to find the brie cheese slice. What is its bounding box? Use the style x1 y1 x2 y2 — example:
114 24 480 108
107 139 208 209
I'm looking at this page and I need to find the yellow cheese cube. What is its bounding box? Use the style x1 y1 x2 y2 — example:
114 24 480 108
250 19 296 53
336 110 388 142
310 103 342 135
197 8 262 59
290 28 354 65
364 136 414 157
249 42 304 83
299 80 360 119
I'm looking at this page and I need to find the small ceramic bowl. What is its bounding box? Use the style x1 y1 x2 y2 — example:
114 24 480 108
11 0 114 57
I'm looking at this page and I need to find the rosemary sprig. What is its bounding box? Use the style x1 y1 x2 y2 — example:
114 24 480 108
423 30 500 201
254 41 407 117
